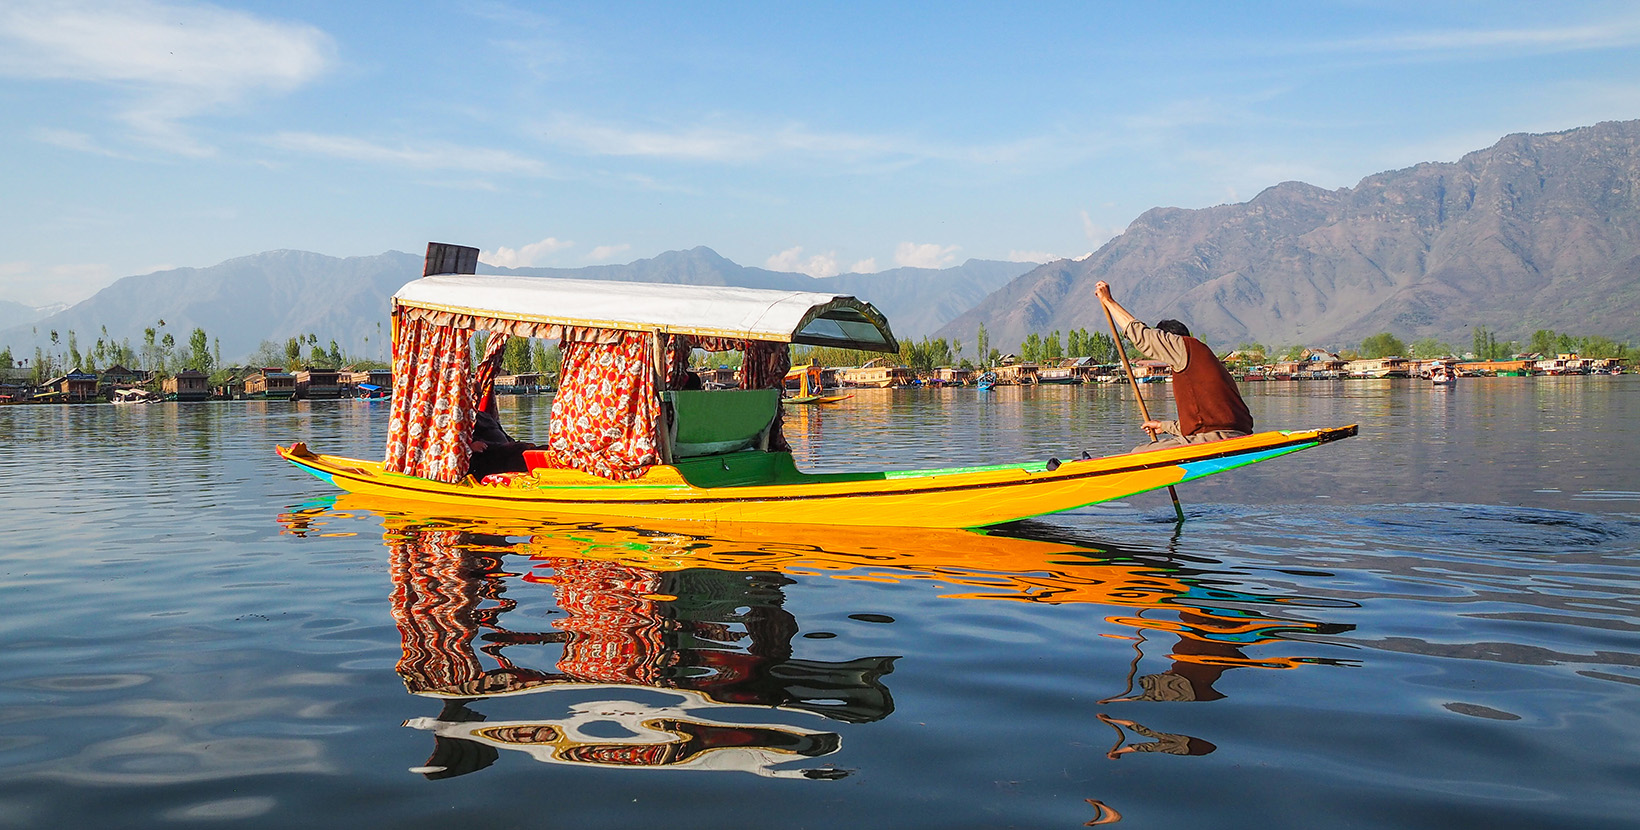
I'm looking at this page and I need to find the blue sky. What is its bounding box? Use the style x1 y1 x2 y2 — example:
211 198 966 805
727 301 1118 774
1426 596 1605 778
3 0 1638 307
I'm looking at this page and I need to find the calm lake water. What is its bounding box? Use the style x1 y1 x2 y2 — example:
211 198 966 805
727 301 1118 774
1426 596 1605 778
2 377 1637 829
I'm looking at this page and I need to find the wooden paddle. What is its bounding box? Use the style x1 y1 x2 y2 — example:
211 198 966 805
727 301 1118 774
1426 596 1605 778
1103 303 1187 523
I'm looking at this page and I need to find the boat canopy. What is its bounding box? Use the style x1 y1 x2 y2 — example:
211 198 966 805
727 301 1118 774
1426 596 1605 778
384 245 906 486
394 274 898 352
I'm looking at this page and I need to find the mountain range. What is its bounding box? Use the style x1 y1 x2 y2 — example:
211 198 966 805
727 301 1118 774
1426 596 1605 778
6 119 1640 367
937 119 1640 352
0 248 1029 363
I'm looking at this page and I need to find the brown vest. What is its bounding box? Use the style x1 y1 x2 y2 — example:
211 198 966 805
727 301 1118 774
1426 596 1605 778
1173 337 1254 435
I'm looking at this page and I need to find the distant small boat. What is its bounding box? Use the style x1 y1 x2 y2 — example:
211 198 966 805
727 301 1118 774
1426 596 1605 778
111 388 157 404
1430 366 1456 387
976 371 997 391
783 363 852 405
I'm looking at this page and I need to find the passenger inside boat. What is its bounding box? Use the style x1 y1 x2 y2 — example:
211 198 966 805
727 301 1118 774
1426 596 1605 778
468 396 537 480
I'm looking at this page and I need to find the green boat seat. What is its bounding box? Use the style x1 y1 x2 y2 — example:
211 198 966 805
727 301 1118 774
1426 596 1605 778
662 389 781 458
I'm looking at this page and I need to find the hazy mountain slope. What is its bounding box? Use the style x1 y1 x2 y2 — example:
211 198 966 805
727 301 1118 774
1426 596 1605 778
938 120 1640 352
0 247 1029 362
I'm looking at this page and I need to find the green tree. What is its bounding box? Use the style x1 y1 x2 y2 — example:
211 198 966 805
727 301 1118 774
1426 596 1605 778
530 341 557 375
1020 333 1043 364
1043 331 1064 361
1408 337 1454 359
0 345 11 371
1472 326 1500 360
1528 329 1558 357
503 336 533 375
976 324 990 368
1360 332 1407 358
159 333 176 372
185 328 213 373
284 337 302 369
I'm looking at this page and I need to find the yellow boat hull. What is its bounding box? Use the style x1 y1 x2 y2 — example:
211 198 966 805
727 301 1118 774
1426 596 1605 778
278 426 1355 528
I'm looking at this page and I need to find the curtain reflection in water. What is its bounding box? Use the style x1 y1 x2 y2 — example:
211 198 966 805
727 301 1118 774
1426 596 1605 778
387 527 892 780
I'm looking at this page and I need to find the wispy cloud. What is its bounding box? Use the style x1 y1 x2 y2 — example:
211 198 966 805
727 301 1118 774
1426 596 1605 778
1008 250 1058 264
536 114 1063 170
1318 19 1640 56
269 132 551 175
0 260 116 307
481 237 574 268
893 242 960 269
765 246 840 278
850 258 878 274
31 127 131 158
585 244 631 263
0 0 333 156
1080 211 1120 247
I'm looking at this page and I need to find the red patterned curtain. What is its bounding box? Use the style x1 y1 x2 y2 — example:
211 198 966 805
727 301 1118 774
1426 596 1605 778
538 332 660 480
471 332 509 410
384 317 477 483
740 341 791 451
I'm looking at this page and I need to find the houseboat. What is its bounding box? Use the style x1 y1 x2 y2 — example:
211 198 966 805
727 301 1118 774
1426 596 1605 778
40 369 100 402
838 358 913 388
245 368 297 399
1345 357 1411 379
163 369 210 401
990 359 1039 386
1130 360 1172 383
278 242 1357 529
294 367 341 399
1455 359 1532 377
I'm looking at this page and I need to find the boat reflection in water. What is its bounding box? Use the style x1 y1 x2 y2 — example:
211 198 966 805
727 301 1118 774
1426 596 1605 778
278 497 1356 780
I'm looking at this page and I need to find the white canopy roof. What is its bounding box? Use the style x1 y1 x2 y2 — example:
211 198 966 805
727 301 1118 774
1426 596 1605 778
394 274 898 352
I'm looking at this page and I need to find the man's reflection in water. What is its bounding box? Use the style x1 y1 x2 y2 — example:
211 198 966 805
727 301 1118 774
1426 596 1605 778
1100 600 1355 759
389 530 895 779
1098 714 1217 758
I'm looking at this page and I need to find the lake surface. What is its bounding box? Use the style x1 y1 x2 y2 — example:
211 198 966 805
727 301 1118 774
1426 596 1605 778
2 377 1637 829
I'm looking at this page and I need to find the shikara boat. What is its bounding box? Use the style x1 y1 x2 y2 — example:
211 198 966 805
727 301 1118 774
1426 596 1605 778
278 243 1357 529
783 363 852 405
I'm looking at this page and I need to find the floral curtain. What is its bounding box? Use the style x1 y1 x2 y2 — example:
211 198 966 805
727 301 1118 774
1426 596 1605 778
740 340 791 451
537 331 660 480
471 332 509 411
384 316 477 483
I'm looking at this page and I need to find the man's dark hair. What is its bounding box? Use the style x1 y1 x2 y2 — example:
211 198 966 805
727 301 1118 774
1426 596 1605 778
1156 319 1191 338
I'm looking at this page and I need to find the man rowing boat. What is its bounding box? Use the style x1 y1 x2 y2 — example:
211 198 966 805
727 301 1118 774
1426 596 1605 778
1095 281 1253 451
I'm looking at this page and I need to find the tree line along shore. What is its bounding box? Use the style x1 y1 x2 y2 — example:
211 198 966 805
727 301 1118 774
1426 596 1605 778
2 321 1630 404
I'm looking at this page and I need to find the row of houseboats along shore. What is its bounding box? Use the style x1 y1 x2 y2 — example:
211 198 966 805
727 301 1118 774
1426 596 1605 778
4 350 1627 405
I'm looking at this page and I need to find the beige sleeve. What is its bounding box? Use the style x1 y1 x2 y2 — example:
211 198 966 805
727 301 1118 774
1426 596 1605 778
1122 321 1190 371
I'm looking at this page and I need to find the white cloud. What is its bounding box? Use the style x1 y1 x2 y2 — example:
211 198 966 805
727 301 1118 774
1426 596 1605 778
1080 211 1120 247
535 114 1063 171
585 244 632 263
1007 250 1058 263
481 238 574 268
0 0 334 155
893 242 960 269
31 127 130 158
850 258 878 274
766 247 840 278
1318 20 1640 56
268 132 551 176
0 260 116 307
